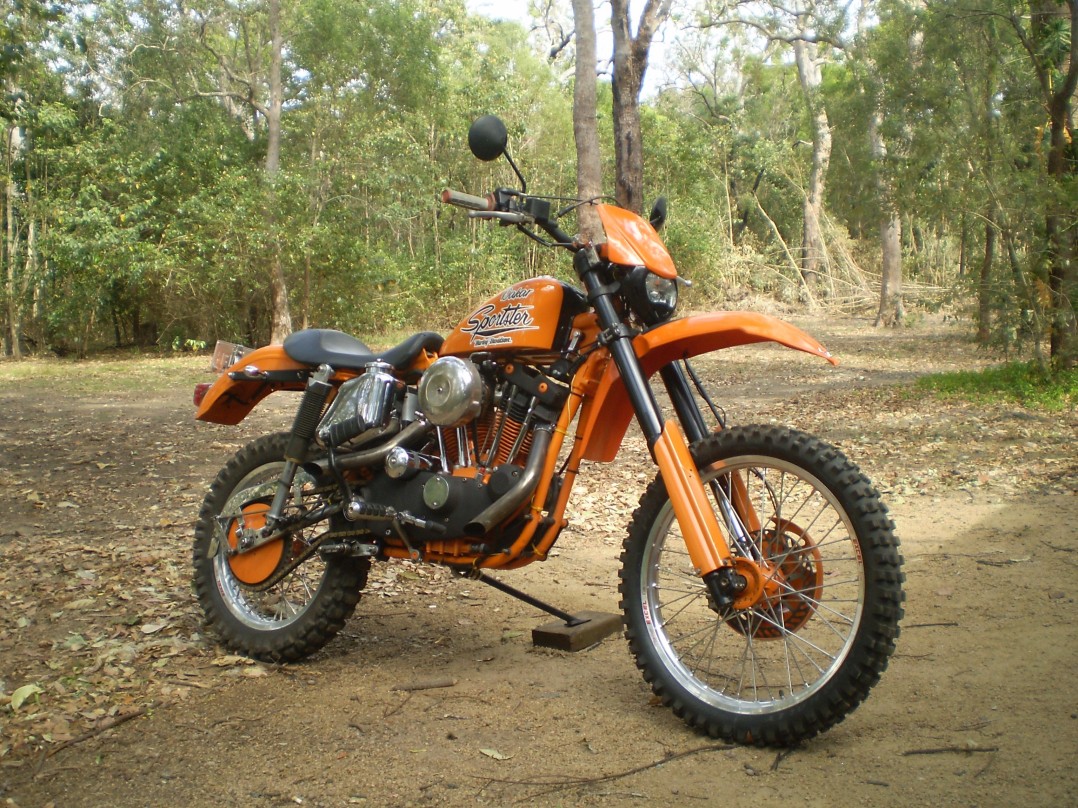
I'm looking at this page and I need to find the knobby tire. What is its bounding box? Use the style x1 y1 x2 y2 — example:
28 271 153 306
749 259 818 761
193 433 368 662
619 425 905 746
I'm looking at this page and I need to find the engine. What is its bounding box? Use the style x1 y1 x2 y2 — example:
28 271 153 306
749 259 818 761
318 355 569 550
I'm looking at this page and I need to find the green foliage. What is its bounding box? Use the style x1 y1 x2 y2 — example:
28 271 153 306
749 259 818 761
916 362 1078 411
3 0 1073 361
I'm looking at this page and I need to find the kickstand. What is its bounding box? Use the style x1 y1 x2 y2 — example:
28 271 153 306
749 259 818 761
470 571 587 627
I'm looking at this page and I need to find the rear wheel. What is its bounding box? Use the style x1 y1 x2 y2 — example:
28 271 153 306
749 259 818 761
193 433 368 662
619 425 904 745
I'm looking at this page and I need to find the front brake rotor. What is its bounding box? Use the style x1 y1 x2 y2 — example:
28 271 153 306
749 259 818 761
725 519 824 639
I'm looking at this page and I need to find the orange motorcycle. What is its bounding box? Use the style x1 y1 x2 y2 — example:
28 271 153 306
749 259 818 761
192 115 904 745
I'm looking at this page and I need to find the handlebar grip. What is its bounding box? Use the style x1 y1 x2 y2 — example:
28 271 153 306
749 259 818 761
440 189 493 211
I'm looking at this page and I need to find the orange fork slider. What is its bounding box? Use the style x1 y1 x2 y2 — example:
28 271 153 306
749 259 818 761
652 420 732 575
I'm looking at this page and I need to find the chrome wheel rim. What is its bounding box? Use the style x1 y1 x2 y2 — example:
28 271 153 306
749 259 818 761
640 455 865 714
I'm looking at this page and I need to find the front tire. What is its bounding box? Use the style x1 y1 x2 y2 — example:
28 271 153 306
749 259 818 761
619 425 904 745
193 433 368 662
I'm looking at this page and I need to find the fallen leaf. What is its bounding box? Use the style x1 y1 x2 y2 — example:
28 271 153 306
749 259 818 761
479 748 513 761
10 684 43 711
212 655 253 666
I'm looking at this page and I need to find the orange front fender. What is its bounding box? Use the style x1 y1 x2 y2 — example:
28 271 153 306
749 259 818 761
195 345 311 425
576 312 837 462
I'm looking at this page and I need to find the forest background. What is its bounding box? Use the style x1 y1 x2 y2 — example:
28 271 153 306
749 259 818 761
2 0 1076 366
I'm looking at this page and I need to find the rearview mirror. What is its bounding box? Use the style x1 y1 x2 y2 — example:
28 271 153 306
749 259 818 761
649 197 668 231
468 115 508 162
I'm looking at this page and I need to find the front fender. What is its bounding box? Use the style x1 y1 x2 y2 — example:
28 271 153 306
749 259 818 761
576 312 837 462
195 345 311 425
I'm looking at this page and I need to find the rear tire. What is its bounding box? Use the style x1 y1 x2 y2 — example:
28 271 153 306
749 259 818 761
193 433 368 662
619 425 904 745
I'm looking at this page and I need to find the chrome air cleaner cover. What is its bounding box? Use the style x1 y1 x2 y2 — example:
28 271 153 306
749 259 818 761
417 356 484 427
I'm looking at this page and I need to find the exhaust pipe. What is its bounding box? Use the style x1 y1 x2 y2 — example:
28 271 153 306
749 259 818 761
463 426 552 537
306 419 433 475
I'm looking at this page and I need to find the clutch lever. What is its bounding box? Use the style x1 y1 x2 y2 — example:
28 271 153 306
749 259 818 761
468 211 535 225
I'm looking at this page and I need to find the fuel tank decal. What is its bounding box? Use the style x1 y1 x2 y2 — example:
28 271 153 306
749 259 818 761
441 278 576 356
460 287 538 347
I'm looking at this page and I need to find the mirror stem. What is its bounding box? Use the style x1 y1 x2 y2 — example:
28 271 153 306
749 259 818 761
504 151 527 194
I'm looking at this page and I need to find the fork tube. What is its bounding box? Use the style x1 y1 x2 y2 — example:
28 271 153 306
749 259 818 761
576 257 663 448
577 255 734 586
659 364 708 443
660 363 757 556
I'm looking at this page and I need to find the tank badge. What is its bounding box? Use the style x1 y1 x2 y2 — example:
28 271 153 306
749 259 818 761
461 302 538 347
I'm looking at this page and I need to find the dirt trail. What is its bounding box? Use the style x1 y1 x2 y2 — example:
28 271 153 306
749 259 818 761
1 316 1075 808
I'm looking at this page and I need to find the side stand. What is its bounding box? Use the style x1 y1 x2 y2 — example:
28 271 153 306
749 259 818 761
471 572 622 652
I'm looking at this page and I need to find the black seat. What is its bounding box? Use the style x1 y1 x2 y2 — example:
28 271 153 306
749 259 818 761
283 329 443 371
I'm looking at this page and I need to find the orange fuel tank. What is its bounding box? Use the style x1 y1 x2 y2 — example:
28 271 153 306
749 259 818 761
441 277 590 357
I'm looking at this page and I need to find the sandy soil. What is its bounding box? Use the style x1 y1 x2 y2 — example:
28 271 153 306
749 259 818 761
1 316 1075 808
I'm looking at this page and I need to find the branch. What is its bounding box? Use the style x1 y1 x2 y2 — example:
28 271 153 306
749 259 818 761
549 29 574 60
196 18 265 116
698 16 847 50
44 706 149 760
1061 0 1078 107
479 743 735 797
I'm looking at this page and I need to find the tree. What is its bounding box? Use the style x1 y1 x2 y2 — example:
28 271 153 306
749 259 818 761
1012 0 1078 366
265 0 291 343
699 1 853 295
571 0 604 240
610 0 674 214
869 106 904 326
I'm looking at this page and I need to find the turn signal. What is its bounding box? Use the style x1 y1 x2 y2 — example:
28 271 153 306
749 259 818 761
193 382 212 407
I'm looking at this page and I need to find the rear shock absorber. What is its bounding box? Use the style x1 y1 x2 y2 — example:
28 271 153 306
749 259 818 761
262 364 334 535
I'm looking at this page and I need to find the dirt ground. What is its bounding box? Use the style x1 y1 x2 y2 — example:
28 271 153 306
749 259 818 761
1 315 1075 808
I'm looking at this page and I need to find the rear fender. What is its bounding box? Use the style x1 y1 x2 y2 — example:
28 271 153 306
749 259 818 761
576 312 837 462
195 345 312 425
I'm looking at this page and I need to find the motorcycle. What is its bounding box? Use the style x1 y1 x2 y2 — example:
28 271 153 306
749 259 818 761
191 115 904 746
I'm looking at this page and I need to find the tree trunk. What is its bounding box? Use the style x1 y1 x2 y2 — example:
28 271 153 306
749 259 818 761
1044 98 1076 367
977 215 996 344
609 0 672 215
869 109 903 327
875 215 903 327
792 39 831 295
4 124 22 359
571 0 603 242
266 0 292 345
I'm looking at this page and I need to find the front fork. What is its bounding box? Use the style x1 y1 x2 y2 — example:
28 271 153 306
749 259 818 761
576 252 748 609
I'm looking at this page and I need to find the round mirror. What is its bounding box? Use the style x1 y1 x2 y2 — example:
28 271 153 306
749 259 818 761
468 115 508 162
649 197 668 231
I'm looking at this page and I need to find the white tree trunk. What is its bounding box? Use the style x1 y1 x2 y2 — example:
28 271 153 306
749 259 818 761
792 39 831 295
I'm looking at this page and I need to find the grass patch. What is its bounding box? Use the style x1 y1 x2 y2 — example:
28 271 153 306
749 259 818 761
916 361 1077 411
0 353 213 396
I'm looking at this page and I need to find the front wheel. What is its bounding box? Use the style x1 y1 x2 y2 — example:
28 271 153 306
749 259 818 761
193 433 369 662
619 425 904 745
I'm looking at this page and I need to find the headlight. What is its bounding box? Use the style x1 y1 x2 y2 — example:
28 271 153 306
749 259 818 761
625 265 678 325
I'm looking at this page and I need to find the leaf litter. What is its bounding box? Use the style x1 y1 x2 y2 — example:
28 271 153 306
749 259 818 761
0 318 1074 768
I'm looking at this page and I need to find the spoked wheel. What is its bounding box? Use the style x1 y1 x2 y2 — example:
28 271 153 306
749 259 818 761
193 433 368 662
619 425 904 746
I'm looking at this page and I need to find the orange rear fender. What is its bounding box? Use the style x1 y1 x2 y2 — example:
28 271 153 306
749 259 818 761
194 345 312 425
576 312 837 462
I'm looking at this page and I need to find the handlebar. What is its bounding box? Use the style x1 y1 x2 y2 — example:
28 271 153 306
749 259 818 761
440 189 492 211
440 186 577 249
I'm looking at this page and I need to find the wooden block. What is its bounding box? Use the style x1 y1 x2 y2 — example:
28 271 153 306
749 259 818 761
531 611 623 652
